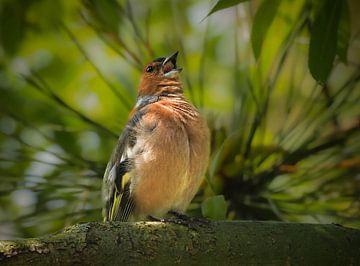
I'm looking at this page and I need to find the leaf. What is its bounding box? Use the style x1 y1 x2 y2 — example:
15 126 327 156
208 141 225 182
250 0 281 60
308 0 342 83
204 0 249 20
337 0 350 64
201 195 228 220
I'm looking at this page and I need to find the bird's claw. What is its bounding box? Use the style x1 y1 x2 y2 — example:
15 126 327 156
167 211 210 228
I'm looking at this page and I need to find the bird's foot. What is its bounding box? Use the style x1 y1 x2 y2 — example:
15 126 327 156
147 215 166 222
147 214 188 225
168 210 189 220
147 212 210 229
167 211 210 228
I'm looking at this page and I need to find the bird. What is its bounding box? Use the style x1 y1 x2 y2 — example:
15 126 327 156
102 51 210 222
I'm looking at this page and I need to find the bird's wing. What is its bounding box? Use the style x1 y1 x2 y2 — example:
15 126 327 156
102 158 134 221
102 110 146 221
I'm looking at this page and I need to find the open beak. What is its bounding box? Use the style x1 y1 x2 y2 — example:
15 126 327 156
162 51 182 77
163 51 178 66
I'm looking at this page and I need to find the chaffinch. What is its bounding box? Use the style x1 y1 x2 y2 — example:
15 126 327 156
102 51 210 222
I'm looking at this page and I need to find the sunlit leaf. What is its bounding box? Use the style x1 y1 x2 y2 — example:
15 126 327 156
308 0 342 83
204 0 249 20
251 0 281 60
201 195 228 220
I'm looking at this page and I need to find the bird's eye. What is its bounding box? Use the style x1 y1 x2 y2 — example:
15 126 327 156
146 66 154 73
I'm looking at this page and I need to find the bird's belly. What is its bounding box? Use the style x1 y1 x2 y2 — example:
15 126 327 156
131 133 191 218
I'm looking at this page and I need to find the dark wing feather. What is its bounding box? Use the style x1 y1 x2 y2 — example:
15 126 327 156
115 182 135 221
102 109 147 221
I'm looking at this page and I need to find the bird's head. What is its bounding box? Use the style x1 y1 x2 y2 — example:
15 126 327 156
138 51 182 97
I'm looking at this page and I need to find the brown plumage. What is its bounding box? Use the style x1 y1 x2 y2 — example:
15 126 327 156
102 51 210 221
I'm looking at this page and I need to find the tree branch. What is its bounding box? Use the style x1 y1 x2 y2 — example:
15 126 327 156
1 221 359 265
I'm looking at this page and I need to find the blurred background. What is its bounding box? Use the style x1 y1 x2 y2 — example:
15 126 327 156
0 0 359 239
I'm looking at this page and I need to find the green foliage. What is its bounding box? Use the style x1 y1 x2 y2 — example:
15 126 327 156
251 0 281 60
84 0 123 32
205 0 249 19
0 0 27 56
337 1 351 64
0 0 359 239
308 0 343 83
201 195 228 220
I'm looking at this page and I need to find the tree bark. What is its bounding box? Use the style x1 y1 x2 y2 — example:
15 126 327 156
0 221 359 265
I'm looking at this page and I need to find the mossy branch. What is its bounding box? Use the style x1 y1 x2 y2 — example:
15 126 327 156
1 221 360 265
